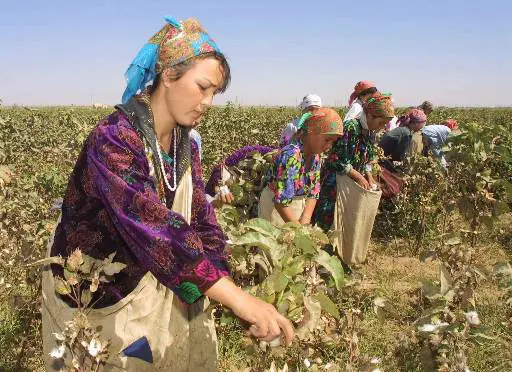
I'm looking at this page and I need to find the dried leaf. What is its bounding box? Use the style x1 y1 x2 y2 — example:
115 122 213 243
26 255 65 268
66 249 84 272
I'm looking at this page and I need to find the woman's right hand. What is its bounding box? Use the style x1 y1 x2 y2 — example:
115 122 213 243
231 291 295 345
204 277 295 345
349 169 370 189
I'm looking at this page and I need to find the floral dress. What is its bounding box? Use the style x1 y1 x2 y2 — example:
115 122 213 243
266 140 322 205
50 110 229 307
312 119 378 230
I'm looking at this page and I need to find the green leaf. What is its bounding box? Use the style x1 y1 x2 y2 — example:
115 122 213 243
283 257 305 278
81 288 92 307
243 218 281 239
232 231 284 266
294 233 316 255
102 262 127 276
54 276 71 295
287 306 304 322
314 251 345 290
314 292 340 320
262 270 289 295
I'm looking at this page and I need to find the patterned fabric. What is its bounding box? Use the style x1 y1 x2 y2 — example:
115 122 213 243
364 93 395 118
312 118 378 231
122 16 222 103
397 108 427 127
266 140 322 206
51 110 230 307
298 107 344 136
348 80 376 105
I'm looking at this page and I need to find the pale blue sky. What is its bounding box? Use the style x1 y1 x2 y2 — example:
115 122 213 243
1 0 511 107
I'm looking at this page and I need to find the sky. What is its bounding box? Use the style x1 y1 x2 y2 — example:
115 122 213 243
0 0 511 107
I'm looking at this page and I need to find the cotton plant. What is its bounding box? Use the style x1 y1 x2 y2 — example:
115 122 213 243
29 248 126 371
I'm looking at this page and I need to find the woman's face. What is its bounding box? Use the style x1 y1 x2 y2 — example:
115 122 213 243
366 114 389 131
161 57 225 127
304 133 339 155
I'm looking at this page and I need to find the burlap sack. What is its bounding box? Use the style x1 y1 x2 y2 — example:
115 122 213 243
333 174 381 265
42 168 218 371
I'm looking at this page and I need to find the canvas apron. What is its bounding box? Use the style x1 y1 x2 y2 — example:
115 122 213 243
333 174 382 265
42 167 218 371
258 186 306 226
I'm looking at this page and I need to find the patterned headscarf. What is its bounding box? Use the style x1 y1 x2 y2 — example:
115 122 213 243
122 16 222 103
397 108 427 127
443 119 458 130
297 107 343 136
348 80 376 106
363 93 395 119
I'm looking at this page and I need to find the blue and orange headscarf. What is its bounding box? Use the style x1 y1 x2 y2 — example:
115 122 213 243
122 16 223 103
296 107 344 136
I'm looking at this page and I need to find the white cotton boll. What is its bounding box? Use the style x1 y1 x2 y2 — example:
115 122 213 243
418 323 438 332
49 344 65 359
465 311 481 327
304 358 311 368
370 357 381 364
88 338 102 357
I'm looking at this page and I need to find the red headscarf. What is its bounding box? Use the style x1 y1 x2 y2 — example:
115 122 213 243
443 119 458 130
348 80 376 106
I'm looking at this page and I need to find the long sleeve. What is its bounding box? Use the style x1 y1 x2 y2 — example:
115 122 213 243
87 119 229 303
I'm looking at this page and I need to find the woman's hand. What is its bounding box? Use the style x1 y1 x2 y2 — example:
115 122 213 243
212 192 234 208
205 278 295 345
366 173 380 191
349 169 370 189
232 292 295 344
299 198 317 225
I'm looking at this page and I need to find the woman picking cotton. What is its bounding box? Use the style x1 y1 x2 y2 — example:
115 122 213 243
259 108 343 226
42 17 293 371
422 119 458 168
377 108 427 198
312 94 394 265
379 108 427 168
279 94 323 146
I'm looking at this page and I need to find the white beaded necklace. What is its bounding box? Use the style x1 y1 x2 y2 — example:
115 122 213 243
155 127 177 192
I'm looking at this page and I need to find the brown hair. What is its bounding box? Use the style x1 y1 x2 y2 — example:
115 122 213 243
148 52 231 94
